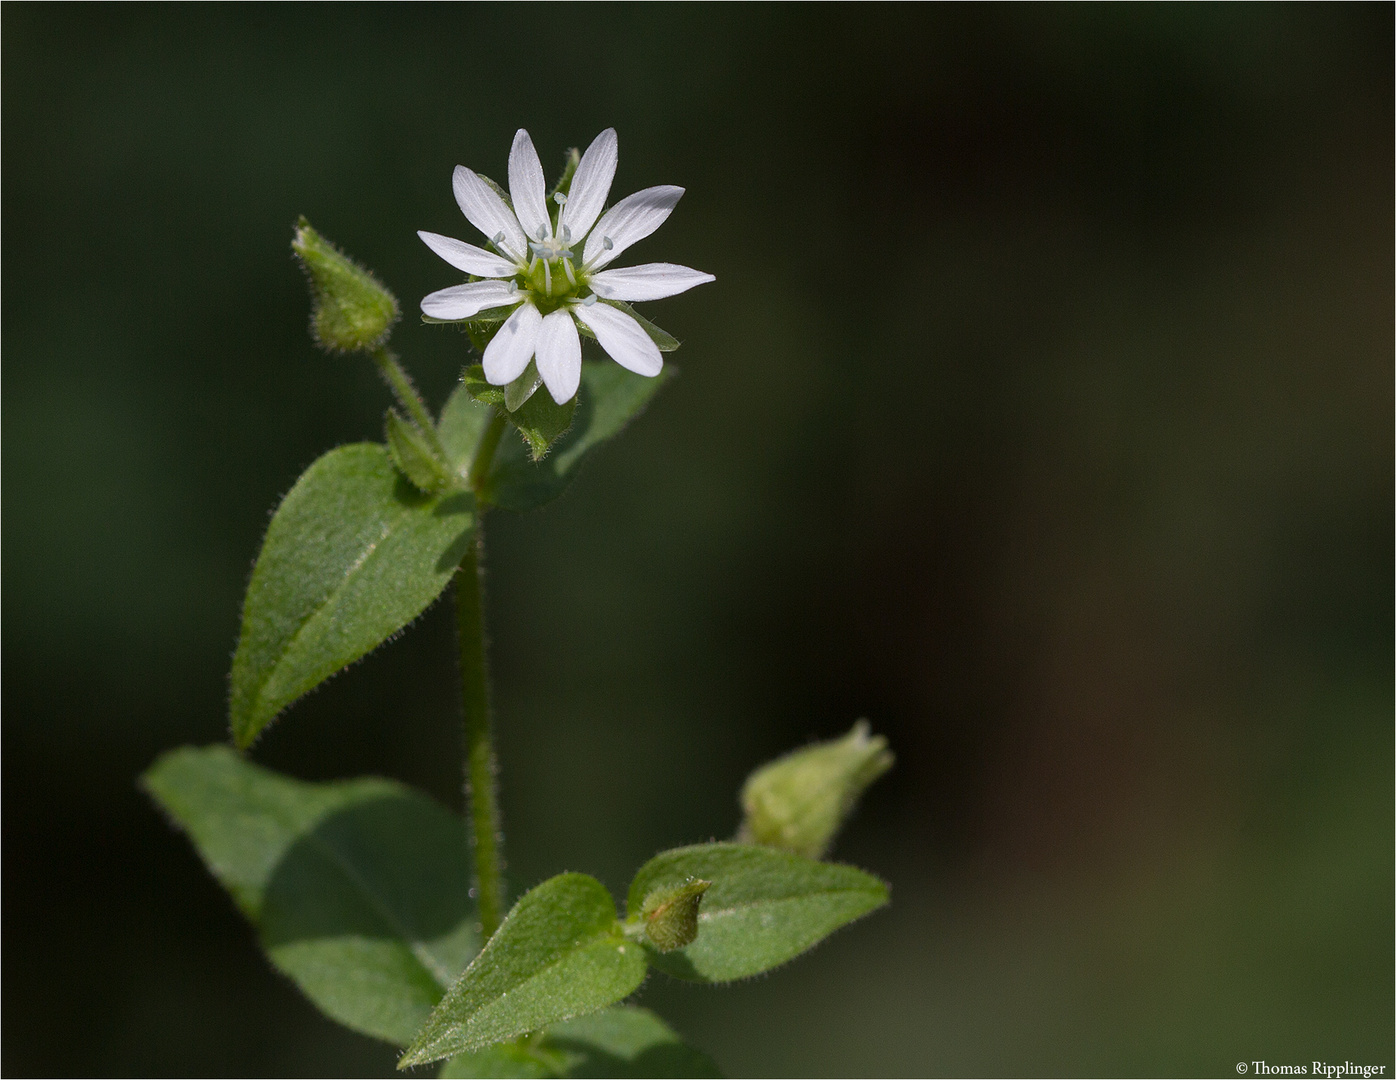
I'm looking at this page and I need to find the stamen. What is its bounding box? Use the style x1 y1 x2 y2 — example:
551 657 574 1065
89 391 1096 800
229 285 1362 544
561 224 572 242
492 231 505 246
553 192 568 205
602 236 614 250
536 225 550 241
563 259 576 287
543 260 552 296
580 293 598 306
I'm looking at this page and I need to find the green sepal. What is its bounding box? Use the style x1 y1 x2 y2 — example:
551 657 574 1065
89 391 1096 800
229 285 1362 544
736 721 894 859
292 217 399 352
598 300 680 352
626 843 888 983
400 874 647 1067
505 361 545 413
229 443 475 747
385 408 456 493
479 361 673 513
465 364 577 462
438 1007 721 1078
141 745 478 1046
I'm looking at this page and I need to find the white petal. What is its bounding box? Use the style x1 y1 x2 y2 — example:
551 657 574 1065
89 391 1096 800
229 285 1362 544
417 231 518 277
535 309 582 403
508 129 551 244
588 263 715 302
482 302 542 385
420 281 519 321
559 128 617 244
453 165 527 263
582 185 684 269
572 302 662 377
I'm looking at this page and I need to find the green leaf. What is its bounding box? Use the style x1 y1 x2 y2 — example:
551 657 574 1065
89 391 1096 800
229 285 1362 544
141 745 478 1046
400 873 647 1067
229 443 475 747
625 843 888 983
465 364 577 461
439 1007 721 1078
481 360 673 513
437 380 498 478
385 409 453 493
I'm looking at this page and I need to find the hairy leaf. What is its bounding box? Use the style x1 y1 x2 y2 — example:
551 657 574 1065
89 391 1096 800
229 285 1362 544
626 843 887 983
437 380 498 480
400 874 647 1066
385 409 453 493
481 360 673 513
438 1007 721 1078
229 443 475 746
142 745 477 1045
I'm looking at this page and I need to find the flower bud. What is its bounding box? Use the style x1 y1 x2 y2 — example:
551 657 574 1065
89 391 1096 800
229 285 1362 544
640 878 711 952
292 217 399 352
737 721 893 859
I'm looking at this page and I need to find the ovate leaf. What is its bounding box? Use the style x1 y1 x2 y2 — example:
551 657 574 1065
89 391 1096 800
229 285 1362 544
625 843 887 983
481 360 674 513
400 874 647 1067
439 1007 721 1078
142 745 477 1046
229 443 475 746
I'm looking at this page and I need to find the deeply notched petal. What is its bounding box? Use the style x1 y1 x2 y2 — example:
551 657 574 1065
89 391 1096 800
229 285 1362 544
582 185 684 270
573 302 663 377
508 129 552 244
417 231 518 278
588 263 715 303
482 302 542 385
453 165 528 263
560 128 618 244
420 280 520 321
535 309 583 404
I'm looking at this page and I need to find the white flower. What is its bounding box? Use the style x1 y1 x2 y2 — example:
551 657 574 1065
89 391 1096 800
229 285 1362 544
419 128 714 405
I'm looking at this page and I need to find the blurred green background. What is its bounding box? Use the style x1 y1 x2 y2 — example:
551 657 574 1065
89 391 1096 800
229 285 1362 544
4 6 1391 1076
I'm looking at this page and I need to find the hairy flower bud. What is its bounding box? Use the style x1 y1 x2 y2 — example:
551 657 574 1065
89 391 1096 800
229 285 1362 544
292 217 399 352
640 878 711 952
737 721 894 860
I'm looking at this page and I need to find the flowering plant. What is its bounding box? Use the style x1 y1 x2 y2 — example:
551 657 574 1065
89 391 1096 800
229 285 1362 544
143 129 891 1077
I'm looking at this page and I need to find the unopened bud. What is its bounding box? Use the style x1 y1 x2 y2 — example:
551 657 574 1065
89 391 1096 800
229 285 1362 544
640 878 711 952
737 720 893 859
292 217 399 352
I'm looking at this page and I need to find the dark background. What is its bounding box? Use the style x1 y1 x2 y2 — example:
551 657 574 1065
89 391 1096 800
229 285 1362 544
4 5 1391 1076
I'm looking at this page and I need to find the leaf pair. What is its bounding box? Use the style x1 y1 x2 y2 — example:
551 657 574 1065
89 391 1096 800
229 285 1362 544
143 747 888 1071
229 360 670 748
402 845 888 1066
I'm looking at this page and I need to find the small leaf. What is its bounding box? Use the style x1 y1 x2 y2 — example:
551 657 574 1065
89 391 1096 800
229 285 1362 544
626 843 887 983
439 1006 722 1078
385 409 454 493
481 360 673 513
142 745 478 1046
400 874 647 1067
229 443 474 746
465 364 577 461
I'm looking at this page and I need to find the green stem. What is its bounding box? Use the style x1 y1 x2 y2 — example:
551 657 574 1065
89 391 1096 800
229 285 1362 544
456 529 505 939
456 409 510 940
372 347 446 456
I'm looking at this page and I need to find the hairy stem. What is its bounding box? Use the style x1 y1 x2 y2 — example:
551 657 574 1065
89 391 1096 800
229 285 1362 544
456 409 510 939
456 531 505 939
372 347 446 456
